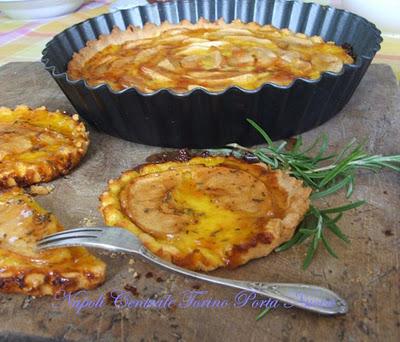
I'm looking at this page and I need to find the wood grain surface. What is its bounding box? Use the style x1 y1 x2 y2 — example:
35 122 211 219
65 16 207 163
0 62 399 342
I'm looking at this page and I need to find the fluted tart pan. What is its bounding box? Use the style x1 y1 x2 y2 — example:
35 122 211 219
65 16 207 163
41 0 382 148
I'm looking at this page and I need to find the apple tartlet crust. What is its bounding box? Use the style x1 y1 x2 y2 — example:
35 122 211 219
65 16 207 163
100 156 311 271
0 187 106 296
0 106 89 189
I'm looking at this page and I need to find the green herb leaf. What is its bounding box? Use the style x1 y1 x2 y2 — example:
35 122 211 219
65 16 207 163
322 214 351 243
346 177 354 198
321 200 365 214
321 232 339 258
256 307 272 320
247 119 274 146
303 235 319 270
275 230 305 252
310 175 353 200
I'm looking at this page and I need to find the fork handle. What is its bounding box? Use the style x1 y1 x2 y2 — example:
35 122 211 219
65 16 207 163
139 248 348 315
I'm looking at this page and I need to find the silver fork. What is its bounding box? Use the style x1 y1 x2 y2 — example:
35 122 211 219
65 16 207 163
37 227 348 315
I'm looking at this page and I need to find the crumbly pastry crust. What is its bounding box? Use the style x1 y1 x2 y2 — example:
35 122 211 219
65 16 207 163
0 187 106 296
0 105 89 189
68 18 354 93
100 156 311 271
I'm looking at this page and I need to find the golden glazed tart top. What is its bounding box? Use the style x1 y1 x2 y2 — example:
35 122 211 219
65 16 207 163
68 19 354 93
0 106 89 189
0 187 106 296
100 156 311 271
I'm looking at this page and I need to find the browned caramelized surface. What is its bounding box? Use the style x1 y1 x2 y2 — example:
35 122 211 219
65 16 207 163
100 156 311 271
69 19 354 93
0 188 106 296
0 106 89 188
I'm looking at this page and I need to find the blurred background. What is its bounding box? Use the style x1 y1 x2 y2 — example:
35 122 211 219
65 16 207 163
0 0 399 78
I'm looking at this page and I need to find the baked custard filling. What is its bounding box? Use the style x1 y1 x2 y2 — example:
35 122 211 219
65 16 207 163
100 157 311 271
68 19 354 93
120 165 280 245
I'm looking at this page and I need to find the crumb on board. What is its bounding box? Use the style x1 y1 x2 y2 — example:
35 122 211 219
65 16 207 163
29 184 54 195
124 284 139 296
79 217 97 227
21 296 35 309
383 229 394 236
106 292 115 306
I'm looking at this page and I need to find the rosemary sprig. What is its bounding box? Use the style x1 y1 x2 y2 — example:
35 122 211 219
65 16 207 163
225 119 400 269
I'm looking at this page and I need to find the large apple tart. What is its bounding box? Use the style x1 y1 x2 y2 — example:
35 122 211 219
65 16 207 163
0 187 106 296
99 156 311 271
0 106 89 188
68 18 354 93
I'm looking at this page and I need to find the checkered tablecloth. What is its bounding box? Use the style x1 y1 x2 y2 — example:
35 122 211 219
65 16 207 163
0 0 112 65
0 0 399 79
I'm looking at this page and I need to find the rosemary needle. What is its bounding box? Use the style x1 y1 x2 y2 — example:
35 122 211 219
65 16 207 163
213 119 400 270
256 307 272 321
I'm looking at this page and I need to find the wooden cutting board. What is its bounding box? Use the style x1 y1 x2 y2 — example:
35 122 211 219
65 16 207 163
0 62 399 342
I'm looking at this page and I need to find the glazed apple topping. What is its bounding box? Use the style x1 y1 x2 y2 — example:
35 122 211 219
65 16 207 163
69 19 354 93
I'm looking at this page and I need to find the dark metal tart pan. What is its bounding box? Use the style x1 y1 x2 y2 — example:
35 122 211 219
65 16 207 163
41 0 382 148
